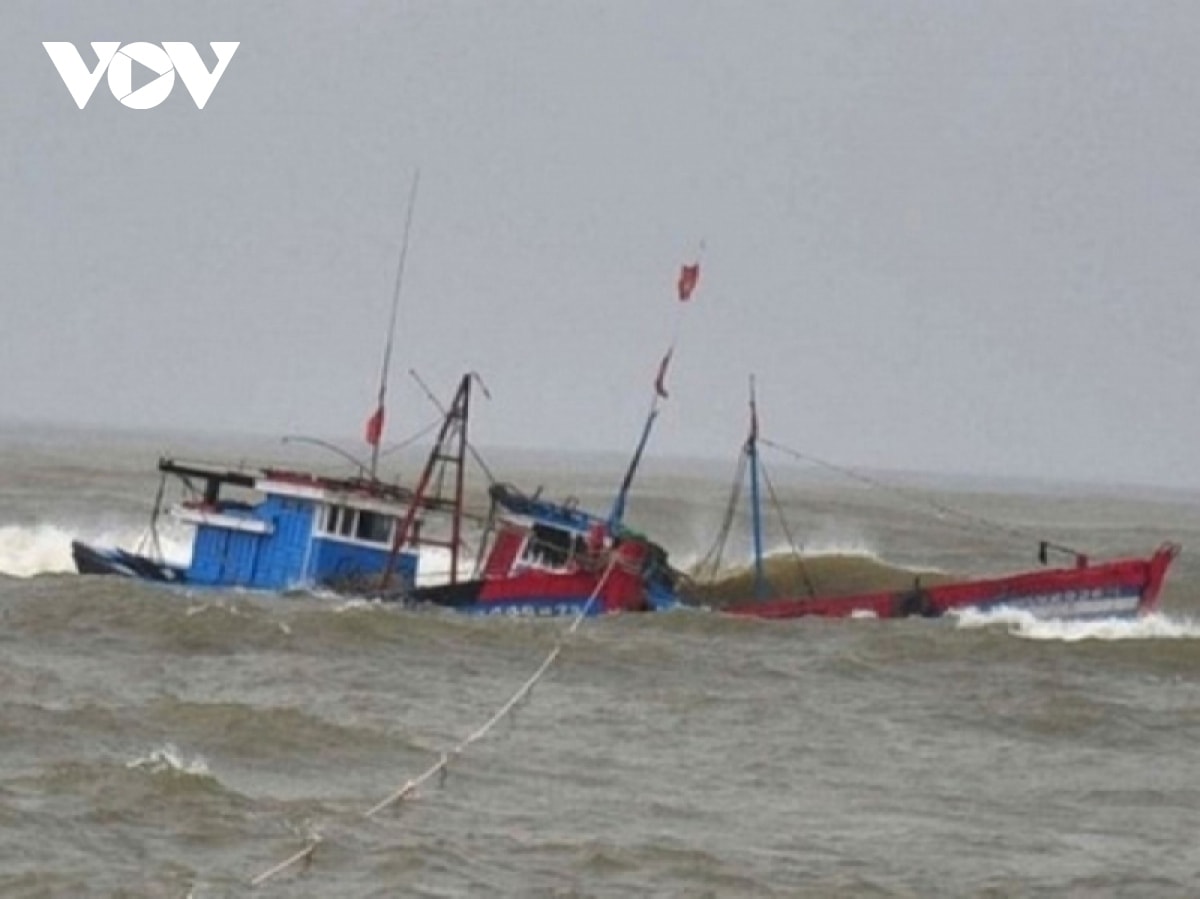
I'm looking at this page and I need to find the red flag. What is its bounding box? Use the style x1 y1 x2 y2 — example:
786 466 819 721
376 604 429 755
677 263 700 301
365 405 385 446
654 348 673 399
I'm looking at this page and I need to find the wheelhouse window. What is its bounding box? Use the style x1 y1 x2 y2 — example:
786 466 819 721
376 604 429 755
322 504 357 538
322 504 394 544
523 524 586 570
356 510 393 544
325 505 342 534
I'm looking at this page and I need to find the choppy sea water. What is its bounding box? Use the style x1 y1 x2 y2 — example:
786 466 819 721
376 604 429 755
3 423 1200 897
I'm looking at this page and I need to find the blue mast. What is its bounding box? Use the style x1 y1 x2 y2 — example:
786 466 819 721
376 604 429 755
747 376 767 600
607 256 700 532
608 402 659 532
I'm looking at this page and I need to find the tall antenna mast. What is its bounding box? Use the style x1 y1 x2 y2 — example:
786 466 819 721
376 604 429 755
367 169 421 480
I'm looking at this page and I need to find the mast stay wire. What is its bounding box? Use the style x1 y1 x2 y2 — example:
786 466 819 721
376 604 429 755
759 456 817 599
695 448 747 583
759 437 1084 562
409 368 498 487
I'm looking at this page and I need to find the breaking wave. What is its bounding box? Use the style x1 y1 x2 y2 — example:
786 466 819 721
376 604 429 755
126 743 211 778
952 608 1200 641
682 548 948 607
0 523 78 577
0 522 192 578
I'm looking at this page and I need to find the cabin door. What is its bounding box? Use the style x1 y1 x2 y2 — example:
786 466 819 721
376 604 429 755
213 529 261 586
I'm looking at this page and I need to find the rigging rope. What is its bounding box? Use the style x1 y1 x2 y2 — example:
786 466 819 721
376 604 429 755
134 470 169 562
693 448 818 597
377 415 445 460
408 368 498 487
695 448 747 582
759 457 816 599
249 559 618 888
759 437 1083 560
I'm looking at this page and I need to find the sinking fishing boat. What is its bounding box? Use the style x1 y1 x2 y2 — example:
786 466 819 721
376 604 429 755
71 374 475 594
71 462 452 593
72 465 431 591
72 254 690 608
401 483 677 616
708 381 1179 621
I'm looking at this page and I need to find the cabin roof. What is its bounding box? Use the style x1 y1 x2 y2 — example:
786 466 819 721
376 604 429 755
158 457 461 514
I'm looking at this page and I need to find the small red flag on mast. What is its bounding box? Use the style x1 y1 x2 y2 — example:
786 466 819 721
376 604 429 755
654 348 674 399
365 405 385 447
677 263 700 301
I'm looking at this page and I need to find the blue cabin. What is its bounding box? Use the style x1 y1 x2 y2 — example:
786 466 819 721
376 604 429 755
162 459 423 592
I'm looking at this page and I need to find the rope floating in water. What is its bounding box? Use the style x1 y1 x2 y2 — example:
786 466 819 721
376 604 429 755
248 561 617 887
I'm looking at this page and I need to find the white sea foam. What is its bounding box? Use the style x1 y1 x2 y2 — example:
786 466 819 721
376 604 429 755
673 540 887 573
0 521 192 578
0 523 78 577
126 743 210 777
798 540 885 561
335 598 381 612
952 608 1200 641
184 600 244 617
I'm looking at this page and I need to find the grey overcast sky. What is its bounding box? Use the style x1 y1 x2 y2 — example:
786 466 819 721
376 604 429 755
3 2 1199 487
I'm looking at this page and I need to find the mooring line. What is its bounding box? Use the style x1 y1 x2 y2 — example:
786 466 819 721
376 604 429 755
362 642 564 819
248 561 617 888
249 841 320 888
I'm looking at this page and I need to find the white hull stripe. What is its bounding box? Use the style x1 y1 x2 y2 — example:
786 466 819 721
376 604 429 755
985 591 1142 620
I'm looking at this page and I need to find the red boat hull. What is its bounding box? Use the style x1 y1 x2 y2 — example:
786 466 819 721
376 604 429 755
408 535 669 616
726 544 1179 621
